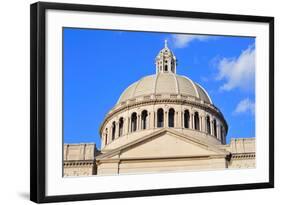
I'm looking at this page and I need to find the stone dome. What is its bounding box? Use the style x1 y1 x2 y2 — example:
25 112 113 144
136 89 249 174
117 73 212 105
100 41 228 151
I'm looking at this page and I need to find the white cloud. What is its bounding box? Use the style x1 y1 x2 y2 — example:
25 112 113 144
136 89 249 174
234 98 255 115
171 34 211 48
216 45 255 91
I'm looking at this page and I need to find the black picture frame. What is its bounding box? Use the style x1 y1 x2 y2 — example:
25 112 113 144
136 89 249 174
30 1 274 203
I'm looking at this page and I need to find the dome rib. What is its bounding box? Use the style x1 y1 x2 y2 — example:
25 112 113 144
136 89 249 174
195 83 213 104
131 76 145 99
153 73 160 94
181 76 200 99
172 73 180 94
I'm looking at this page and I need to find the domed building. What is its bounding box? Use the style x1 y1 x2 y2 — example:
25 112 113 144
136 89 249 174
63 41 256 176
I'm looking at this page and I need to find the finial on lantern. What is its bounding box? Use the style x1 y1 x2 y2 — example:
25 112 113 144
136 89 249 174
164 39 168 48
155 40 177 74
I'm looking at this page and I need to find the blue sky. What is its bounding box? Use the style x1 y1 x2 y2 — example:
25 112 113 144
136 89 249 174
63 28 255 148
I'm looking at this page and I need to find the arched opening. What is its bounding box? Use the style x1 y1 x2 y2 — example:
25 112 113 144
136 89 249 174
221 125 224 143
168 108 175 127
157 108 164 128
112 122 116 140
118 117 123 137
184 110 189 128
206 116 211 134
194 112 200 130
164 65 168 71
213 119 217 137
105 128 108 145
131 112 137 132
141 110 148 130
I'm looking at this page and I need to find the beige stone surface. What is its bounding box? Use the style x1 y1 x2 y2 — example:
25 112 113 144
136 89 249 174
226 138 256 153
64 161 96 176
96 129 231 175
224 138 256 169
64 137 256 176
63 143 98 176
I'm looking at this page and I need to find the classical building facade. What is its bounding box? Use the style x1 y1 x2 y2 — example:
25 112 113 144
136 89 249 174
64 41 255 176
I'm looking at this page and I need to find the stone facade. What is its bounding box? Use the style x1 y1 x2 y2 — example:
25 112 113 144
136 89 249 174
63 41 255 176
63 143 99 176
63 137 255 176
226 138 256 169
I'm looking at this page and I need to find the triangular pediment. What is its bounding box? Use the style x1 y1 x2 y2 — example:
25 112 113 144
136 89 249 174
97 129 229 160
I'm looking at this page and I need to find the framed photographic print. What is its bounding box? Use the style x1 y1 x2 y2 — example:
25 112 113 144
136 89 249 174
30 1 274 203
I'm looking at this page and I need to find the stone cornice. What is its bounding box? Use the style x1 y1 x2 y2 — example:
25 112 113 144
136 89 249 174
96 154 228 164
99 98 228 136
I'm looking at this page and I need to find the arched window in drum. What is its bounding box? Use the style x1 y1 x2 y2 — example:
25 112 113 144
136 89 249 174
206 115 211 134
131 112 137 132
157 108 164 128
118 117 123 137
194 112 200 130
112 122 116 140
184 110 190 128
141 110 148 130
168 108 175 127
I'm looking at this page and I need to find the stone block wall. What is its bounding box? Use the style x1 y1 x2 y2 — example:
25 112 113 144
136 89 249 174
63 143 99 176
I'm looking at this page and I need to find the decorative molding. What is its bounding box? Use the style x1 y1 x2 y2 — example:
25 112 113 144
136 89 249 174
97 154 228 164
230 153 256 160
64 160 95 167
